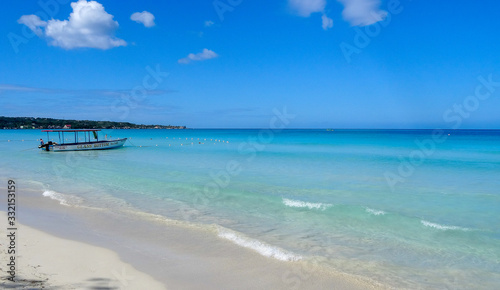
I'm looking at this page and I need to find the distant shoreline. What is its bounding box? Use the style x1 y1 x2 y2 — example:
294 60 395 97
0 116 186 130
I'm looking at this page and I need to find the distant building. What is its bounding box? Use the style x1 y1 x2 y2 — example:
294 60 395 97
63 124 72 129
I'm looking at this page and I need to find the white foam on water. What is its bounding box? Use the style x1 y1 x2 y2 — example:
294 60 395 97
365 207 386 216
282 198 332 211
42 190 80 206
421 220 468 231
217 228 302 262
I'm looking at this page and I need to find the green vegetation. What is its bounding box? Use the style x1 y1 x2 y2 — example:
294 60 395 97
0 116 186 130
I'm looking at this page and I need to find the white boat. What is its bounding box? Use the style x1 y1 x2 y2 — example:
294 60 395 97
39 129 127 152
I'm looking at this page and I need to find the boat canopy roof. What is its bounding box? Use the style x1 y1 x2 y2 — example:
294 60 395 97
41 129 102 132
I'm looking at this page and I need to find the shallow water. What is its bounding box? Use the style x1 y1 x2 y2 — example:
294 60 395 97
1 129 499 289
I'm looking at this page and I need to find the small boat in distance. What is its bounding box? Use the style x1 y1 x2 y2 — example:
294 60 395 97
39 129 127 152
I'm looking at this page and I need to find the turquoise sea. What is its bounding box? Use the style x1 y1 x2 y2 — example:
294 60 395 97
1 129 499 288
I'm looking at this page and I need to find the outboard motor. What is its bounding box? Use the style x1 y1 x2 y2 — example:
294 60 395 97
38 141 54 151
46 141 53 151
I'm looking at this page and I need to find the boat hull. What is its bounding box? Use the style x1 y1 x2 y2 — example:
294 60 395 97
44 138 127 152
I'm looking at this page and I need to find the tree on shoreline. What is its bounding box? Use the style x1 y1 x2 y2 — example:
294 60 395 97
0 116 186 130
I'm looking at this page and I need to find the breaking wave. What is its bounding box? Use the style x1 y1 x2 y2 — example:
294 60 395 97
365 207 386 216
282 198 332 211
217 228 302 262
42 190 80 206
421 220 468 231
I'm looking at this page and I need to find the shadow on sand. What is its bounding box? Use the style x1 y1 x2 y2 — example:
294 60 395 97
1 276 121 289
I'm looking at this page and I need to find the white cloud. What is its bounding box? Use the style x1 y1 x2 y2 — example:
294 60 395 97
131 11 155 27
18 0 126 50
288 0 386 28
178 49 218 64
289 0 333 31
289 0 326 17
321 13 333 30
0 83 170 96
17 15 47 36
204 20 214 27
337 0 387 26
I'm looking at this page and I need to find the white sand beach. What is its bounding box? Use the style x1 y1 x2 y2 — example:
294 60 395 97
0 219 166 289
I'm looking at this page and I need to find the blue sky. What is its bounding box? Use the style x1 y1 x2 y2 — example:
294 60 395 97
1 0 500 128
